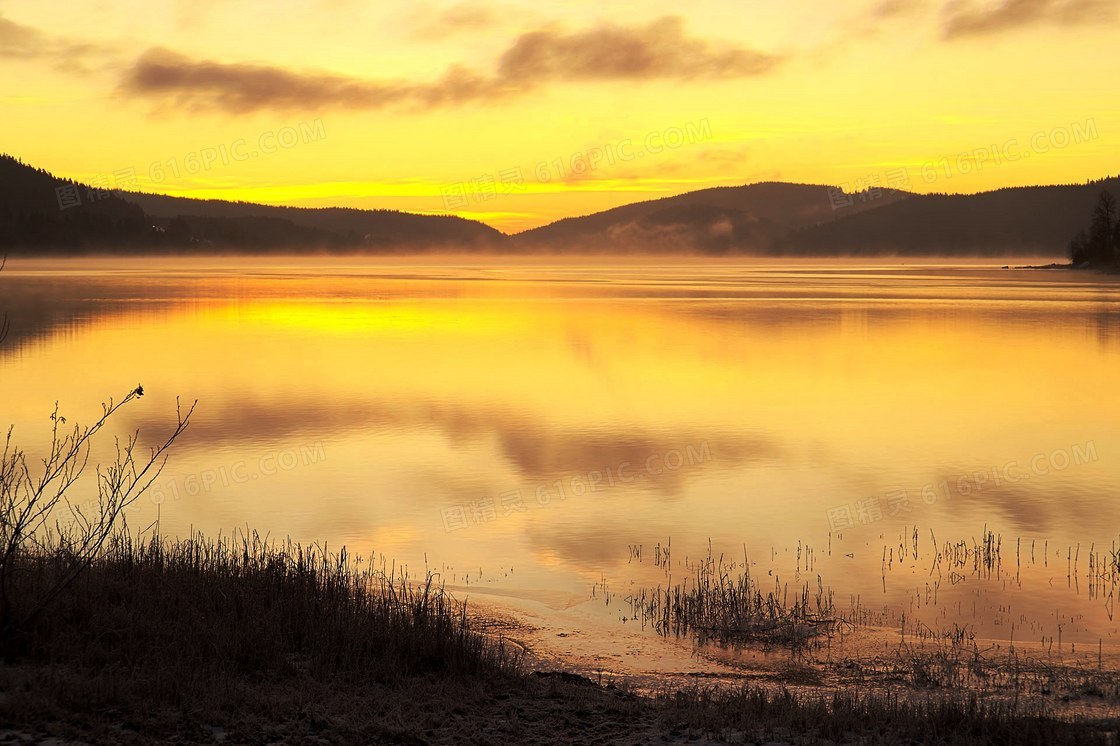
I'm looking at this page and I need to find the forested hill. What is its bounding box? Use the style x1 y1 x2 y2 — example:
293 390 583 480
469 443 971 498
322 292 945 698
512 182 911 254
0 155 150 252
511 178 1120 256
125 192 504 251
2 153 1117 256
778 178 1120 256
0 155 503 254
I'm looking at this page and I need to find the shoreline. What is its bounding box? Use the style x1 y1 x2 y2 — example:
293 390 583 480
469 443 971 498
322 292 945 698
3 530 1117 744
1013 261 1120 273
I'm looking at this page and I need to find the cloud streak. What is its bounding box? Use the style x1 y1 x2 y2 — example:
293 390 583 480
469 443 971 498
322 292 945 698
407 1 501 40
942 0 1117 39
496 16 779 82
124 48 511 114
120 16 782 114
0 14 47 57
0 13 111 72
836 0 1115 45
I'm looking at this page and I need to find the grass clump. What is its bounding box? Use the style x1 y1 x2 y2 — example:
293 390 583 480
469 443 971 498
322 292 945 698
629 546 838 650
2 530 1116 744
658 685 1118 745
3 528 520 683
0 528 523 742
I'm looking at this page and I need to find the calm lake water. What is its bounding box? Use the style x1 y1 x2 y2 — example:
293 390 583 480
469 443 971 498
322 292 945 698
2 257 1118 671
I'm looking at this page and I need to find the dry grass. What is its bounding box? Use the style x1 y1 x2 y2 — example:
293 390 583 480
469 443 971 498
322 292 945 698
1 530 1117 744
628 545 837 651
657 685 1119 745
3 528 520 682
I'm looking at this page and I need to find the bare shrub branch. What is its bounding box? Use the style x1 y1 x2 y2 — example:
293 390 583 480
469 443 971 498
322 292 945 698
0 389 194 638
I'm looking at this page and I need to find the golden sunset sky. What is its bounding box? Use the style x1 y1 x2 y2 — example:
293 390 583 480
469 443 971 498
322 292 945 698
2 0 1116 232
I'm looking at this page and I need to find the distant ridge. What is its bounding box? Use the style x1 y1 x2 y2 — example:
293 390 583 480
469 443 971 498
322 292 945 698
0 155 150 252
511 182 911 253
1 153 1116 256
779 178 1120 256
125 192 504 252
0 154 502 254
511 178 1120 256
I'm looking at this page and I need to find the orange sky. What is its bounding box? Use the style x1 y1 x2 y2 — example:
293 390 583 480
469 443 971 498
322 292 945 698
2 0 1116 232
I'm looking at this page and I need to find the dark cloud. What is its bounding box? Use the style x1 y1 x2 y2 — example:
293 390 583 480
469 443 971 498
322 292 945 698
942 0 1116 39
837 0 1113 46
123 47 510 114
496 16 780 82
120 16 781 114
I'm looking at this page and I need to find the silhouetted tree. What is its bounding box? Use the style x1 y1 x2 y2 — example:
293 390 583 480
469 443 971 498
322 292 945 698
1068 190 1119 266
1087 190 1117 264
1068 229 1092 265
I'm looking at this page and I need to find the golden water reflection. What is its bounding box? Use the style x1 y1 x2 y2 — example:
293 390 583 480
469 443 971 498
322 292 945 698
1 259 1118 654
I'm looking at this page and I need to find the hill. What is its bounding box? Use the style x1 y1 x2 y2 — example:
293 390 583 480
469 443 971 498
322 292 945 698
512 182 910 253
0 156 152 252
0 155 503 254
779 178 1120 256
125 192 504 252
511 178 1120 256
3 153 1117 256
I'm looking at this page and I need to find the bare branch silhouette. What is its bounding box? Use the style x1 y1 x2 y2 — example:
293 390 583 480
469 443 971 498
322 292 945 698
0 388 195 645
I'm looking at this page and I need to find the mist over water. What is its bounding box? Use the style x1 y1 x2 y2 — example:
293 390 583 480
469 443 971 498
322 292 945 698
2 257 1118 658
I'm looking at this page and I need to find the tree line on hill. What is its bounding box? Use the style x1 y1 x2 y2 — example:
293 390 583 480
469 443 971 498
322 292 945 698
0 154 501 254
5 152 1120 259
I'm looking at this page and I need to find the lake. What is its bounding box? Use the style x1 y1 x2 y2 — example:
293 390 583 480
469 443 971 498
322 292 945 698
2 257 1118 676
